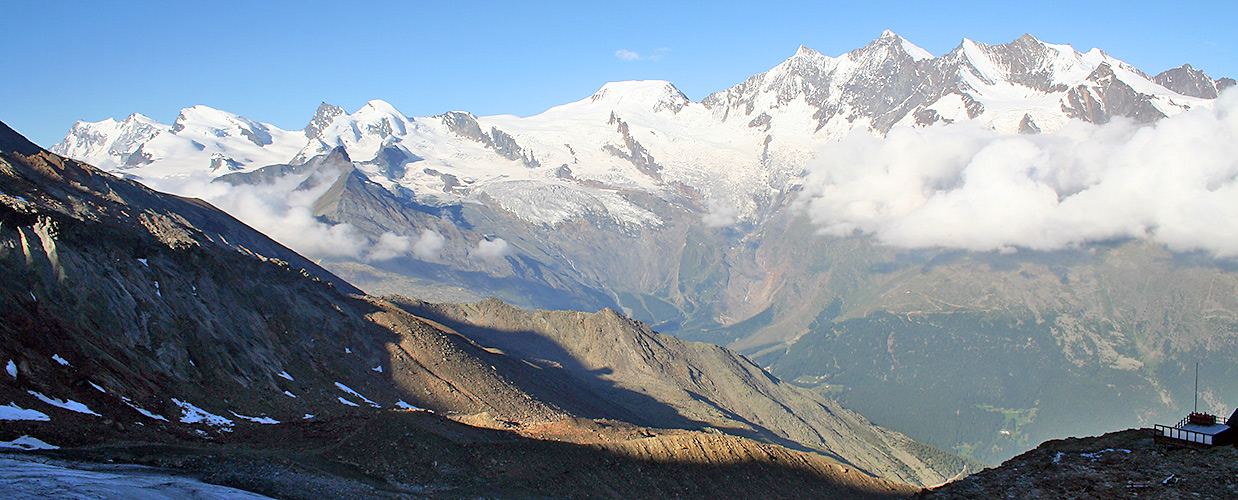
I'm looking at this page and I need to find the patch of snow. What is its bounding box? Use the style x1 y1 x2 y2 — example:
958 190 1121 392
334 382 379 407
0 456 280 499
5 360 16 379
29 292 35 302
154 281 161 297
395 400 429 412
899 37 935 61
229 411 279 424
344 348 352 354
282 391 297 398
303 413 314 419
51 354 69 366
1052 452 1064 463
172 399 234 427
1080 448 1131 461
121 398 168 422
276 371 294 381
371 365 383 373
137 258 148 266
88 382 107 393
28 391 100 416
131 406 169 422
0 403 50 421
337 397 359 407
0 436 58 450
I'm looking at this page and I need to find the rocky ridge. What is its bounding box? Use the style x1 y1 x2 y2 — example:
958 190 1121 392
920 428 1238 499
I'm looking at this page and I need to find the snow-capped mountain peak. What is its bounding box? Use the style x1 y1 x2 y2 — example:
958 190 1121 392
51 113 166 170
587 80 690 114
171 105 276 148
304 102 345 139
951 34 1093 90
52 33 1229 232
866 30 933 61
1154 63 1228 99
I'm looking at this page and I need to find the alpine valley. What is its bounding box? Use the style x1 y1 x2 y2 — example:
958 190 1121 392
49 30 1238 470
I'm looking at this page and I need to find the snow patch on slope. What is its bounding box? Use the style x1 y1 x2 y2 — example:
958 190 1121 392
173 399 234 428
0 403 50 421
28 391 100 416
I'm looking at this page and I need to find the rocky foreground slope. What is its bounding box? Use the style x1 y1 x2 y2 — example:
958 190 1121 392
919 428 1238 499
0 119 958 497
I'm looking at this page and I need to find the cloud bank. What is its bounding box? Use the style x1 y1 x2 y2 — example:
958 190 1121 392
796 90 1238 257
143 172 446 262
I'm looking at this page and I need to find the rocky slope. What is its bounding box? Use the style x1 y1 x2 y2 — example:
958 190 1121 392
919 428 1238 499
397 297 979 486
0 119 959 496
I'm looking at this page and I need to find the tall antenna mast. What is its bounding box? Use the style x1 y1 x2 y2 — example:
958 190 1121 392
1194 362 1200 414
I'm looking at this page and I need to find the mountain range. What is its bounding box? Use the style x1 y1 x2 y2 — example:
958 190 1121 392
46 31 1238 465
1 118 977 497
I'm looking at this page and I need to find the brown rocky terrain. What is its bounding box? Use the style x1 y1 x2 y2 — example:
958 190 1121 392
920 428 1238 499
398 297 978 486
0 119 947 498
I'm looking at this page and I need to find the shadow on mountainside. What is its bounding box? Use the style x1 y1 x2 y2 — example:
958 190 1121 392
21 409 916 500
388 297 875 466
387 298 716 431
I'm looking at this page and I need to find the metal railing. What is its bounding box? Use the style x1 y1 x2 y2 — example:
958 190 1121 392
1181 412 1218 427
1155 424 1217 445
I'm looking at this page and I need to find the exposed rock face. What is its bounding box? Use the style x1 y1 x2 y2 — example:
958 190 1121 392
441 111 540 167
701 33 942 133
1017 113 1042 134
303 102 345 139
1063 63 1166 124
1154 64 1223 99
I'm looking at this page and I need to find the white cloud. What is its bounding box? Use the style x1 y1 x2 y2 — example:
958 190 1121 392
367 232 413 261
472 238 511 258
615 49 641 61
615 48 668 62
796 89 1238 257
147 172 368 260
413 230 445 259
702 201 737 228
140 170 457 263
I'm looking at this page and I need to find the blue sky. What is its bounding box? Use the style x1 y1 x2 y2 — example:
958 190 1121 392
2 0 1234 148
